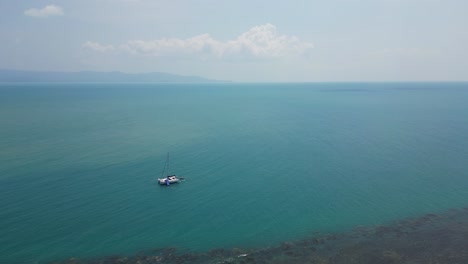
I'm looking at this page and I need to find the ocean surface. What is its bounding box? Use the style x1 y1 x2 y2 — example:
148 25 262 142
0 82 467 263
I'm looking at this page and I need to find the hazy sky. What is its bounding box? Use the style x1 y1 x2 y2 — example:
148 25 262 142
1 0 467 82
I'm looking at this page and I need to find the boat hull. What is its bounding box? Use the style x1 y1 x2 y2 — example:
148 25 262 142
158 176 180 185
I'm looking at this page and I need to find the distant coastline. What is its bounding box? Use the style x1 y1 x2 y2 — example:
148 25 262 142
0 69 229 83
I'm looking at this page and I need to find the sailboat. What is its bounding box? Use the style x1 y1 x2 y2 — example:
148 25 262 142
157 153 182 185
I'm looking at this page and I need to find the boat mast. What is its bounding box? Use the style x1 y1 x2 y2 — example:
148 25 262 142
160 152 170 179
166 152 170 177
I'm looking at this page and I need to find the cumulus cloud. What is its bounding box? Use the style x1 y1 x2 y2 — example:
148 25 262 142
83 41 116 52
83 24 313 59
24 5 64 18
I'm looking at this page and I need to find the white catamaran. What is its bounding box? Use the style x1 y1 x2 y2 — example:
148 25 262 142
157 153 183 185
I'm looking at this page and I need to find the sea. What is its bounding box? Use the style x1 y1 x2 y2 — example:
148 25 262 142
0 82 467 263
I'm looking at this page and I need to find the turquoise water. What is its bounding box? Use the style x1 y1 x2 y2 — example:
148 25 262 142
0 82 467 263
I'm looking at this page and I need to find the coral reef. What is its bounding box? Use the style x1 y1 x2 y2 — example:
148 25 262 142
50 207 468 264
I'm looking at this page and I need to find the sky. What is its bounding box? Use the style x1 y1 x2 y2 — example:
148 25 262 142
0 0 467 82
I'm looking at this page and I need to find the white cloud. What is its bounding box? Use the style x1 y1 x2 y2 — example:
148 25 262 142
83 24 313 59
24 5 64 18
83 41 116 52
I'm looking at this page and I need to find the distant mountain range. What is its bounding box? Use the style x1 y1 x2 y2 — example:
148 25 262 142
0 69 227 83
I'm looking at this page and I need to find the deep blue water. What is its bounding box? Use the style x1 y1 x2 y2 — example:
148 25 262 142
0 82 467 263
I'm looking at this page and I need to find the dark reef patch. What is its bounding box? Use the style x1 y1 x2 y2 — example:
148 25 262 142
50 207 468 264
